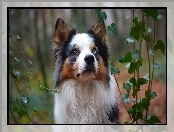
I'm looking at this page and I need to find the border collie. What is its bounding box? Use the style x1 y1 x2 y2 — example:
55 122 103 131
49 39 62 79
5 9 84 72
52 18 119 124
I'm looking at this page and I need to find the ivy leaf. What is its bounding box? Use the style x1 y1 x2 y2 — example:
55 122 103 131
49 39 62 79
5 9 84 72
153 40 165 55
20 95 29 104
125 62 131 69
122 93 131 104
12 107 19 112
130 27 140 41
129 77 136 87
108 23 117 35
157 14 163 20
132 50 141 60
149 50 154 56
39 84 45 91
144 73 149 81
116 54 123 63
144 36 150 42
147 26 152 34
126 38 134 44
108 63 120 75
144 114 161 124
136 112 143 120
145 89 151 99
128 62 136 74
154 63 160 70
14 57 20 62
123 83 131 94
17 108 26 118
151 91 157 99
28 59 34 66
16 34 22 41
95 9 107 22
143 9 158 19
137 78 148 88
33 108 37 112
27 83 31 91
123 52 132 63
9 51 14 56
142 98 150 110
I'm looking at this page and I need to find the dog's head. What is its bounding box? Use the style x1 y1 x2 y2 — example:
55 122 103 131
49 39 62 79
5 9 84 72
53 18 110 89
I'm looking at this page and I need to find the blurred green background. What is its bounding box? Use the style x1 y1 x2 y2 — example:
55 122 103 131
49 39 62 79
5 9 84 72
8 9 166 124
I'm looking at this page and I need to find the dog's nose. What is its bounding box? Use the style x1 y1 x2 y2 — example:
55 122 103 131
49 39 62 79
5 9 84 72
84 55 94 64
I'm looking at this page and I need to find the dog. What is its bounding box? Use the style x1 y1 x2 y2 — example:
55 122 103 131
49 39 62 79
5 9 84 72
52 18 119 124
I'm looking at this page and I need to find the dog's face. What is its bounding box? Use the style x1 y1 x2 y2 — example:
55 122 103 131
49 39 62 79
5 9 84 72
53 18 110 88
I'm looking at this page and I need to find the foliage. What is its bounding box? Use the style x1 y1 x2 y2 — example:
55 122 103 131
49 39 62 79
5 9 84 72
96 9 165 124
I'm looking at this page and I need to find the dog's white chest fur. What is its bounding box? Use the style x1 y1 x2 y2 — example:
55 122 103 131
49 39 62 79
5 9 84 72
54 75 117 124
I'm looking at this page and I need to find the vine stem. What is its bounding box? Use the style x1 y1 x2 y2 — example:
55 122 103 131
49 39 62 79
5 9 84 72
132 9 136 106
113 74 133 122
151 18 156 90
145 30 151 124
12 77 32 122
9 107 17 124
10 35 59 93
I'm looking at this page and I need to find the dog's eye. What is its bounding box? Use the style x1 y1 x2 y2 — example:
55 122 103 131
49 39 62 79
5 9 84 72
72 49 79 56
92 48 97 55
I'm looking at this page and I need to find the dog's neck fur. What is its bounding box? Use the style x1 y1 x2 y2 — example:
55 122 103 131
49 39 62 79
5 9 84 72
54 76 117 124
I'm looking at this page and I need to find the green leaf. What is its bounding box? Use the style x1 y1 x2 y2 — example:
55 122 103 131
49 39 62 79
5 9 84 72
17 108 26 118
144 36 150 42
136 112 143 120
149 50 154 56
128 62 136 74
122 93 131 104
95 9 107 22
144 114 161 124
145 89 151 99
130 27 140 41
153 40 165 55
128 61 142 74
151 92 157 99
16 34 22 41
20 95 29 104
108 63 120 75
108 23 117 35
123 52 132 63
39 85 45 91
9 51 14 56
126 38 134 44
33 108 37 112
144 73 149 81
14 57 20 62
154 63 160 70
157 14 163 20
137 78 148 88
28 59 34 66
142 98 150 110
143 9 158 19
147 26 152 34
125 63 131 69
26 83 31 91
123 83 131 94
129 77 136 87
116 54 123 63
12 107 19 112
132 50 141 60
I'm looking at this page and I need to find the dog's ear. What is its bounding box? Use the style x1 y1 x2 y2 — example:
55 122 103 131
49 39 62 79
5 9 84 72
53 18 75 49
90 21 106 44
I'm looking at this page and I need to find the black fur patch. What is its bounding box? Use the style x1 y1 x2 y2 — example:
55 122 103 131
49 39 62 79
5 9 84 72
54 29 76 89
87 30 109 67
107 105 119 123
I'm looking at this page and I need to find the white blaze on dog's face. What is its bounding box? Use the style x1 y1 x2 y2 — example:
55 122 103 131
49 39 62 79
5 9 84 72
69 33 99 80
53 18 109 85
